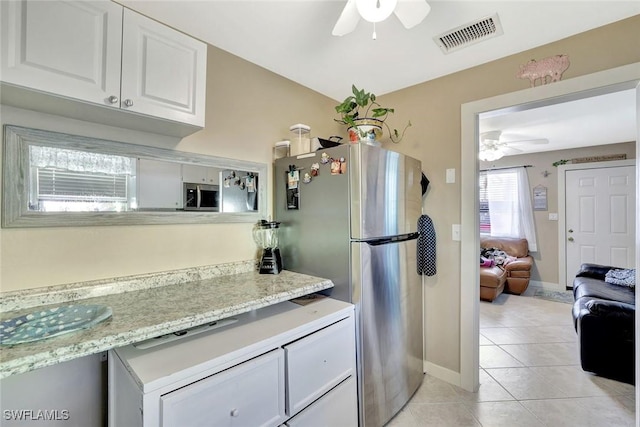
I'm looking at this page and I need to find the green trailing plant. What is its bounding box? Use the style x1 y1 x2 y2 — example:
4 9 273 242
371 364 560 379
334 85 411 143
552 159 570 167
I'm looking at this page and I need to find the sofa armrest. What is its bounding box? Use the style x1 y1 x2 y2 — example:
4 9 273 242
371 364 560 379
504 257 533 273
575 263 616 281
585 299 635 321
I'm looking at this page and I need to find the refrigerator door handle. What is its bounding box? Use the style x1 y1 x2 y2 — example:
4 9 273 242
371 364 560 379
363 232 419 246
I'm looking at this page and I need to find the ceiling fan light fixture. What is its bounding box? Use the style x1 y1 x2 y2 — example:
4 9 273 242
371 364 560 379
478 146 505 162
356 0 398 23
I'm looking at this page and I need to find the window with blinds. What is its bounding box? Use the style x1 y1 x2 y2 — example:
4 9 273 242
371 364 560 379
479 172 491 234
479 169 519 235
29 146 135 212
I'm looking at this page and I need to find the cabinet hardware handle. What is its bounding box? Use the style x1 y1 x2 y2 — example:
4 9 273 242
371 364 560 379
124 99 134 107
230 409 239 417
108 95 119 104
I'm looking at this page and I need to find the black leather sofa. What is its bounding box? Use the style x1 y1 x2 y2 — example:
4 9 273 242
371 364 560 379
572 263 635 384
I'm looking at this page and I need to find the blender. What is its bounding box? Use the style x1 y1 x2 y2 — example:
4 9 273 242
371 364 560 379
253 220 283 274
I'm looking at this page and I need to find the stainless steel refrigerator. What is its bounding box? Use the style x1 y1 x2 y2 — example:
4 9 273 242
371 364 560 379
275 144 423 427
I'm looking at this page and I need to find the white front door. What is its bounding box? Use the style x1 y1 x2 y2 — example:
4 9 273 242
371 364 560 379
565 164 636 286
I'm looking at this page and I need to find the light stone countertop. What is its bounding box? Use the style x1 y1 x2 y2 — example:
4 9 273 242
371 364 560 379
0 266 333 379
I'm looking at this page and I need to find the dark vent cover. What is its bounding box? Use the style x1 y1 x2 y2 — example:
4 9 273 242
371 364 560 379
434 14 503 54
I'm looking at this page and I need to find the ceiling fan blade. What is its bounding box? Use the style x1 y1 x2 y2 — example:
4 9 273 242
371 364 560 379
332 0 360 36
394 0 431 29
502 146 523 154
507 138 549 145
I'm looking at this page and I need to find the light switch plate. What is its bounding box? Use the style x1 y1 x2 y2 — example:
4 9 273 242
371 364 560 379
548 213 559 221
452 224 461 241
446 168 456 183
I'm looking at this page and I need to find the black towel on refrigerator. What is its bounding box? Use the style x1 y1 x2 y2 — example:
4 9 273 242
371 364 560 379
417 214 436 276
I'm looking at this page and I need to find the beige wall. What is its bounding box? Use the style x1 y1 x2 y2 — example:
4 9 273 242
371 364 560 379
378 15 640 373
0 45 341 291
480 142 636 285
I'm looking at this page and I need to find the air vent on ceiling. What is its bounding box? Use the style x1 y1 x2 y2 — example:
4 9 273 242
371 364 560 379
434 13 503 54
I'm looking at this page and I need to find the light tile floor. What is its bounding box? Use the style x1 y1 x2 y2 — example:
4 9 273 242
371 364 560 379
387 291 636 426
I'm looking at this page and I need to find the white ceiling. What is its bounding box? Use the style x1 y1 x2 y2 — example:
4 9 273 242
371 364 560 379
479 88 637 156
119 1 639 154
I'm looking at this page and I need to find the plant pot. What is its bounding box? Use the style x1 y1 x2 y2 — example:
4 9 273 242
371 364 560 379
347 118 383 145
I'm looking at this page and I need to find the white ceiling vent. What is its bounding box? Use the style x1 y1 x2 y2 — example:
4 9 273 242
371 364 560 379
434 14 503 54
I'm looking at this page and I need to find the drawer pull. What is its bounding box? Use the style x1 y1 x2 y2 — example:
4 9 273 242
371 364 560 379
230 408 239 417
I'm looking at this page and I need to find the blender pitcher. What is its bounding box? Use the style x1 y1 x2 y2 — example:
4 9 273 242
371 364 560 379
253 220 283 274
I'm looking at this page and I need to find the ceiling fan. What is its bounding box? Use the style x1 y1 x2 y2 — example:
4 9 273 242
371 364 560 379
479 130 549 161
332 0 431 38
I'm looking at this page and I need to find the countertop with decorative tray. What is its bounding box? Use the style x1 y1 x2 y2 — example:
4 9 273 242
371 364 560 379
0 261 333 378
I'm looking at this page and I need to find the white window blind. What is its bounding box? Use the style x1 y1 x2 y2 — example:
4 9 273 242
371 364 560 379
37 169 128 202
29 146 135 212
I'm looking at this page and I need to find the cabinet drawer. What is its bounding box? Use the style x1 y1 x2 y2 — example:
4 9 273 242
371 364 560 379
285 376 357 427
161 349 286 427
285 316 355 416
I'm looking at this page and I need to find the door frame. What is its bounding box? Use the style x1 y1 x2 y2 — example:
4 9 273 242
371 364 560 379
460 62 640 392
558 159 636 289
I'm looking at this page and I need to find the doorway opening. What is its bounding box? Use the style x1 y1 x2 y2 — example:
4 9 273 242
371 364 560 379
459 63 640 393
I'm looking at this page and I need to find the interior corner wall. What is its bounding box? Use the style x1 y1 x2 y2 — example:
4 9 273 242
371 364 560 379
378 15 640 375
0 44 341 292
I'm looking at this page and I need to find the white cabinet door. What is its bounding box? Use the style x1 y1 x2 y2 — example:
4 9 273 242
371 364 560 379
285 317 356 416
1 0 123 106
285 376 358 427
121 8 207 127
137 159 182 209
161 349 286 427
182 165 220 184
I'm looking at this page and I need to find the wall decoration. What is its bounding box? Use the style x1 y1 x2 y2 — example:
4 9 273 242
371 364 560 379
571 154 627 164
517 54 570 87
533 185 548 211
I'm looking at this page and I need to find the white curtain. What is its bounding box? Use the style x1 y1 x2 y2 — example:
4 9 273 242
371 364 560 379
30 146 133 175
487 167 537 252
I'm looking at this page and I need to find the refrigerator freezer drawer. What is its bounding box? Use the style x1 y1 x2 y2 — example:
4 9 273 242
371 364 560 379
353 237 423 427
284 316 356 416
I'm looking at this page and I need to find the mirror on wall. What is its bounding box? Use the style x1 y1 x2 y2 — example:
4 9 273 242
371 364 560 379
2 125 267 227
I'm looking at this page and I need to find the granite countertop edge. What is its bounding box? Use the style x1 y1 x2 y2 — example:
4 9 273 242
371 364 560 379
0 260 258 313
0 268 333 379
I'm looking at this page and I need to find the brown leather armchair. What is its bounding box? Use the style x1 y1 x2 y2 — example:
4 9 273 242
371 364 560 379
480 236 534 301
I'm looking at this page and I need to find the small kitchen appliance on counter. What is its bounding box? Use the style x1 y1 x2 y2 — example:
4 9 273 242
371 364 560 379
253 220 283 274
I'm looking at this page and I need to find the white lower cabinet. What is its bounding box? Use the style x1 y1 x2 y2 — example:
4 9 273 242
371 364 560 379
285 377 358 427
109 298 357 427
161 350 286 427
285 317 355 416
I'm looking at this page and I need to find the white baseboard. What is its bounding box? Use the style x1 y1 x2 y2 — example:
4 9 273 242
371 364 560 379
423 361 462 387
525 280 566 294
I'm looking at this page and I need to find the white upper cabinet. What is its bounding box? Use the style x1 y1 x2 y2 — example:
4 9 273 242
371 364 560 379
0 0 123 105
121 8 206 127
0 0 207 135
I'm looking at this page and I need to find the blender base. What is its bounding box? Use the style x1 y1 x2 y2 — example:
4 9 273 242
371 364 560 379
259 248 283 274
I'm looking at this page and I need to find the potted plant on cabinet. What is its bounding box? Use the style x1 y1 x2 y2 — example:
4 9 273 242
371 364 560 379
334 85 411 144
